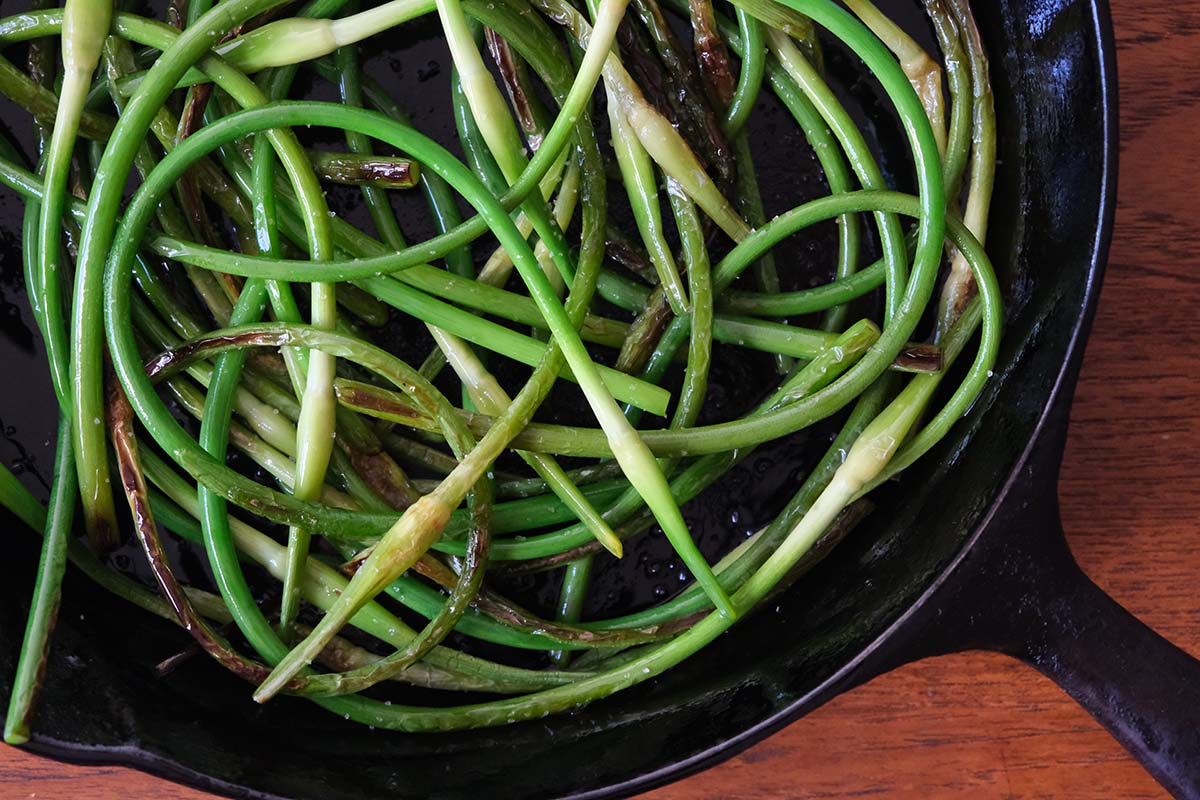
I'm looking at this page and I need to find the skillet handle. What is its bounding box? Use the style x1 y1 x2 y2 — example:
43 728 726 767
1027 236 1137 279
1020 545 1200 800
891 437 1200 799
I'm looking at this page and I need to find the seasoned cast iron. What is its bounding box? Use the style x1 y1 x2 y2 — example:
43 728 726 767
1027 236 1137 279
2 0 1198 797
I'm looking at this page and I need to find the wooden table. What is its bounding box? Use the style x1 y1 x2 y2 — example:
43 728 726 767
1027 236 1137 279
2 0 1197 797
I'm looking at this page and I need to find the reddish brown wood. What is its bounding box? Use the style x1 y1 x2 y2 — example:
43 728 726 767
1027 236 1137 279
1 0 1196 797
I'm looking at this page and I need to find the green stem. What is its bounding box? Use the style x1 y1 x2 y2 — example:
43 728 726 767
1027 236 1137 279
4 418 76 744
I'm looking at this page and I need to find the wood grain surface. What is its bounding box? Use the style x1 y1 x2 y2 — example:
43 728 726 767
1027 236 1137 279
2 0 1198 797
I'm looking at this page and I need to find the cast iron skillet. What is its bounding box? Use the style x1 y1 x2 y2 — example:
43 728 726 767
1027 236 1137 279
1 0 1198 797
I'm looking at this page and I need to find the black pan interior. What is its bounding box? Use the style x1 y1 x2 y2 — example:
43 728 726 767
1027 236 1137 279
0 0 1113 797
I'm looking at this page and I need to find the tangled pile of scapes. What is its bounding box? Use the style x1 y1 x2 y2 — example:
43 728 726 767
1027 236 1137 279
0 0 1000 737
